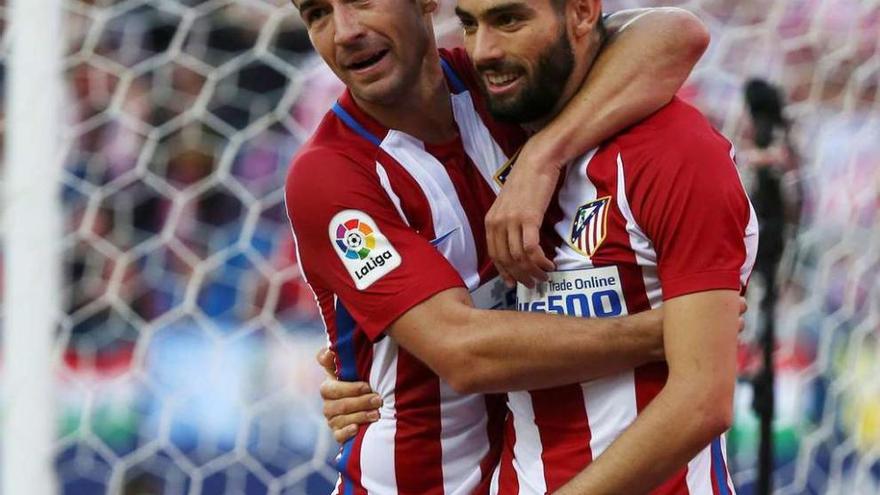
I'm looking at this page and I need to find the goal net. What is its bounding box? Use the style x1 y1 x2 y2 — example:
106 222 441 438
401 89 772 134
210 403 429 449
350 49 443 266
0 0 877 494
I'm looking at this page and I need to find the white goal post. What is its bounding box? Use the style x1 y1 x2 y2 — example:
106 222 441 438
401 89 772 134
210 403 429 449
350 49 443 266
2 0 64 494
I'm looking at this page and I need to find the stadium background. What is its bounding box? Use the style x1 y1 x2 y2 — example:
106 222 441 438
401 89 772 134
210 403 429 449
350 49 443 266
0 0 878 493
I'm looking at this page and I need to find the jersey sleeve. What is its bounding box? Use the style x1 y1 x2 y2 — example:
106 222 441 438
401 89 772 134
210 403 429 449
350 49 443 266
286 146 466 340
625 118 756 300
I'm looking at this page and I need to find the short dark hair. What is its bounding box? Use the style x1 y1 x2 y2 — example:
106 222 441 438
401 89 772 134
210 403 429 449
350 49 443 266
596 11 607 43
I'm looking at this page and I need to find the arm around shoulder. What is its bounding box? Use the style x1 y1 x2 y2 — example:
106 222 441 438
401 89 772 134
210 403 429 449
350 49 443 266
526 7 709 167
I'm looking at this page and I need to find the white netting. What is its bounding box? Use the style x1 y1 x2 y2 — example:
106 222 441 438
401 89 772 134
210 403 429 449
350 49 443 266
0 0 877 494
603 2 880 494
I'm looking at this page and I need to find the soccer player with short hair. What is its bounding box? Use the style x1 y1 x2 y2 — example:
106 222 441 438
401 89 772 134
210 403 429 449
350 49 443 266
323 1 757 494
287 0 731 493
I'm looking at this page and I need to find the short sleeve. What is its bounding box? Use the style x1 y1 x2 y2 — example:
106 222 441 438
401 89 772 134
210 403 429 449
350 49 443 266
285 147 465 340
625 124 755 300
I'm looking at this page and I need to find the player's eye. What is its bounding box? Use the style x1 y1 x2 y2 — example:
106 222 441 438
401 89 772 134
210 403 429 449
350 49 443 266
495 13 521 29
303 6 330 25
458 17 477 35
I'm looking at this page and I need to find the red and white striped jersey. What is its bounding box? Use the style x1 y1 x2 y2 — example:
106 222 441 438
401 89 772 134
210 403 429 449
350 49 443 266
285 49 524 495
502 98 758 495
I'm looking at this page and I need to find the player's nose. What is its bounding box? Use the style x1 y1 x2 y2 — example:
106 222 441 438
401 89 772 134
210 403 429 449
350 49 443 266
333 6 367 47
469 27 505 66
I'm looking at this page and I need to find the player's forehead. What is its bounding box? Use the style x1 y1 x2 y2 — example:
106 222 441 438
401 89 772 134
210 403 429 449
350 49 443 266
455 0 544 18
293 0 321 11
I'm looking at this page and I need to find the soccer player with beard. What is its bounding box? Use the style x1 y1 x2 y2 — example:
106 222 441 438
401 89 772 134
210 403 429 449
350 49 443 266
318 0 757 494
288 0 728 494
456 1 757 493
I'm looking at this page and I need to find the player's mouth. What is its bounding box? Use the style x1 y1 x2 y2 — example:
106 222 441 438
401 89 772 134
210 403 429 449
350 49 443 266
344 49 391 77
482 71 524 96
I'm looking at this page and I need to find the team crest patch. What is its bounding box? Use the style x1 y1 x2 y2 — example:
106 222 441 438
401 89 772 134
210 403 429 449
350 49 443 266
493 147 522 187
329 210 401 290
569 196 611 258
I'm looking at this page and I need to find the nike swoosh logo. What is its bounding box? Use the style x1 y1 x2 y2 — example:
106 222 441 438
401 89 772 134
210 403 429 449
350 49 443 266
429 228 459 247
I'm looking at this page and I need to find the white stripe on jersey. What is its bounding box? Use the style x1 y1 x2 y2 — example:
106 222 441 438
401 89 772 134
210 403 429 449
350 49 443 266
439 380 492 495
581 372 638 459
507 392 547 495
358 87 507 494
741 204 759 285
489 461 501 495
360 337 400 493
450 91 510 195
375 162 410 226
729 143 760 286
615 153 663 308
686 443 715 494
380 131 482 290
554 151 642 461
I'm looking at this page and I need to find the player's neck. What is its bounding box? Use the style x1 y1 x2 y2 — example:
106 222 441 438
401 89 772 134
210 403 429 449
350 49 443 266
522 74 584 133
354 53 458 144
523 43 596 133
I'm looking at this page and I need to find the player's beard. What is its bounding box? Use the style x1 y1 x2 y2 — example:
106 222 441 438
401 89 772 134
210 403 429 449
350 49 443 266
478 27 575 124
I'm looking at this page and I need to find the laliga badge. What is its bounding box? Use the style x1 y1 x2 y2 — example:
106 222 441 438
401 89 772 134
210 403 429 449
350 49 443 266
329 210 401 290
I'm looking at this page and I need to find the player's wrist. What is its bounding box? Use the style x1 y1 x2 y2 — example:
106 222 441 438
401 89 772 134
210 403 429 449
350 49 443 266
519 132 570 173
633 310 665 362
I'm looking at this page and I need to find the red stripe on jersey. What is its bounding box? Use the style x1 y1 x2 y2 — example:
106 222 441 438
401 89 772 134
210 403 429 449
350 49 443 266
498 415 519 494
354 328 373 384
347 428 369 495
586 149 689 493
539 174 568 260
634 363 669 411
393 349 444 495
584 146 651 312
316 291 342 375
532 385 592 492
583 148 666 413
375 152 438 238
475 394 507 495
651 468 690 495
710 455 722 495
424 139 497 285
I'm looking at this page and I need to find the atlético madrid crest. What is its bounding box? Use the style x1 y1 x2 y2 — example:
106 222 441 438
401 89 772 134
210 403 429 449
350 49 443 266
569 196 611 258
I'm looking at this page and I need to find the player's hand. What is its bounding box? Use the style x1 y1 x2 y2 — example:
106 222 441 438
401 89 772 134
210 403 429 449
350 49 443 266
316 347 337 378
485 142 560 288
737 296 748 334
316 348 381 443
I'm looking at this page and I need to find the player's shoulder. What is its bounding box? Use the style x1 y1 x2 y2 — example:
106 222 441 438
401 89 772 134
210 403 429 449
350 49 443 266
620 98 725 146
439 47 484 96
287 117 377 193
612 97 733 164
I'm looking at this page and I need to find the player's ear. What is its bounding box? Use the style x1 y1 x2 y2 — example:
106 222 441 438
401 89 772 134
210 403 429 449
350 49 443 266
568 0 602 40
421 0 439 15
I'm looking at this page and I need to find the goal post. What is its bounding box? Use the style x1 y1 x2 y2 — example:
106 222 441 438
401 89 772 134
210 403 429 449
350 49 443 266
2 0 64 494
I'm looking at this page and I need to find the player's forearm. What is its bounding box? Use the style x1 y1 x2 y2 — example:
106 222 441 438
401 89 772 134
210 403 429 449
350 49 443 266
526 8 709 169
555 292 740 494
441 308 661 394
554 379 732 495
